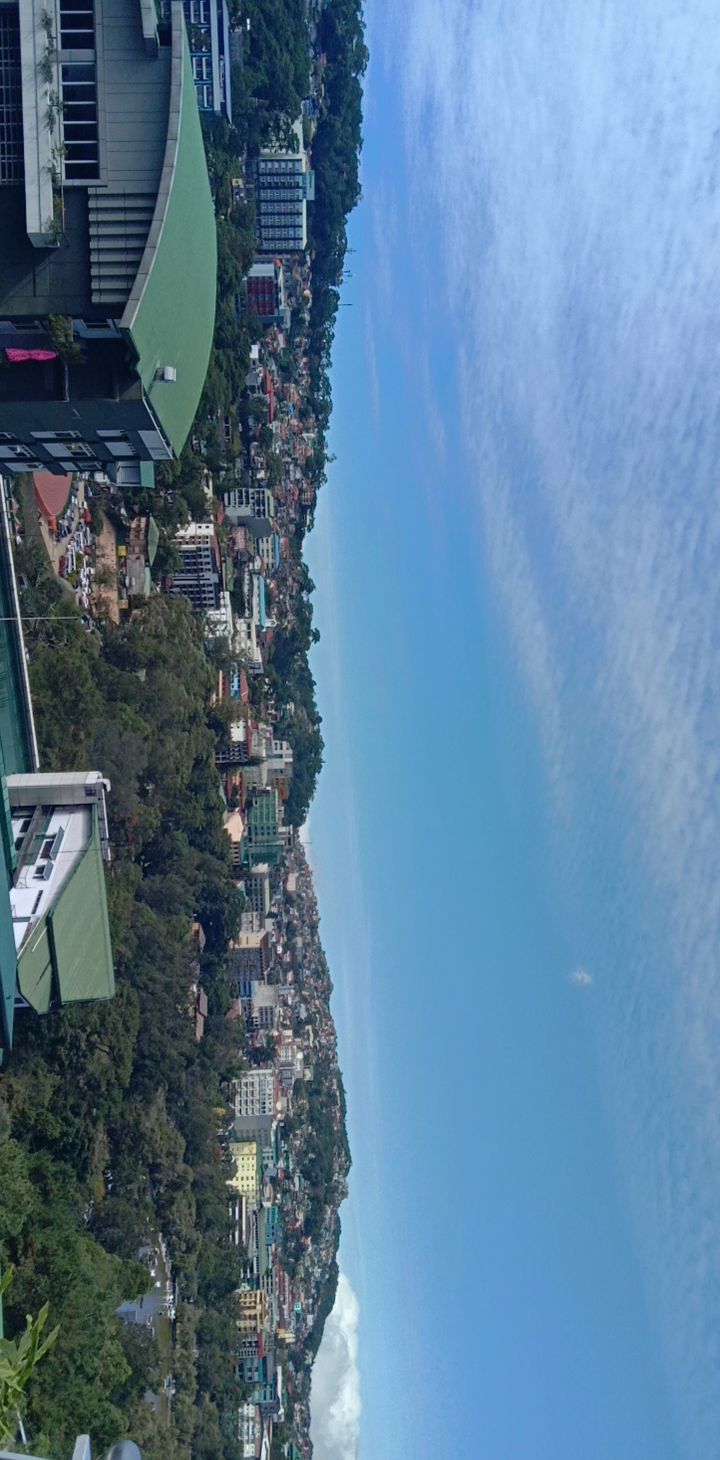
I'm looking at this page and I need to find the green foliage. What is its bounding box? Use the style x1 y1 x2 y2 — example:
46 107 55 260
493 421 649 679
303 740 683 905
0 1267 59 1447
0 553 250 1455
227 0 309 153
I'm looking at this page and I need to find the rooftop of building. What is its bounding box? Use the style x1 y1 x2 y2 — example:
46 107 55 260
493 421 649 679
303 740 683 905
13 802 114 1015
121 6 217 457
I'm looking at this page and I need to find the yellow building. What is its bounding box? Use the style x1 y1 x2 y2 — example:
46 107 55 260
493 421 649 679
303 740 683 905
237 1289 268 1334
228 1140 261 1205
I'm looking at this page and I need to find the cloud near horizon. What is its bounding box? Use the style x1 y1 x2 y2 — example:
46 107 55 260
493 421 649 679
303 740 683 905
310 1272 361 1460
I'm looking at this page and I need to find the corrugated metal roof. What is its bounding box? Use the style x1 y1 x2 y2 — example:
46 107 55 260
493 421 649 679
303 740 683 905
16 808 115 1012
49 808 115 1005
122 5 217 457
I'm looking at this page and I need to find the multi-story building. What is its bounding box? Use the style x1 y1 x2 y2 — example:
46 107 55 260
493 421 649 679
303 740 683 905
242 982 279 1032
224 485 276 523
267 739 293 784
244 260 288 324
228 1140 261 1205
0 0 216 475
241 864 272 918
243 789 283 868
227 930 271 979
183 0 231 118
236 1288 267 1335
235 1069 275 1118
239 1353 270 1388
237 1400 262 1460
254 123 315 256
234 1111 275 1166
169 521 221 611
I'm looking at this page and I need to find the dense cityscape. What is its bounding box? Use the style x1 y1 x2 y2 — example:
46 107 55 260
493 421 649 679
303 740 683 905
0 1 365 1458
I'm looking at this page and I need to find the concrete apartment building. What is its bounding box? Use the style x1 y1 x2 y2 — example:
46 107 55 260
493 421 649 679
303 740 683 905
254 121 315 256
242 863 272 918
244 788 283 868
169 520 221 611
223 484 276 523
235 1069 275 1118
227 1139 262 1205
0 0 216 475
244 259 289 326
227 929 271 978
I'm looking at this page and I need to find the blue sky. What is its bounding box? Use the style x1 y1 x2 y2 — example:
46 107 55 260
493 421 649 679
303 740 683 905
308 2 720 1456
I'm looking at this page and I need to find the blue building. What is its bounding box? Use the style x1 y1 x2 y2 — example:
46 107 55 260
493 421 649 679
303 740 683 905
183 0 232 120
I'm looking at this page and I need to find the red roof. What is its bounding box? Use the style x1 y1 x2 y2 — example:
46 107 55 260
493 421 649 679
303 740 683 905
33 471 72 520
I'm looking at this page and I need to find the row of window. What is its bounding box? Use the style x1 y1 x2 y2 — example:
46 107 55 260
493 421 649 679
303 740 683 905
257 159 304 174
0 6 23 186
59 0 95 52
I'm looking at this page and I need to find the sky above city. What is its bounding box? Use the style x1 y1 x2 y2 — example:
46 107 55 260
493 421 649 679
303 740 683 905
308 2 720 1456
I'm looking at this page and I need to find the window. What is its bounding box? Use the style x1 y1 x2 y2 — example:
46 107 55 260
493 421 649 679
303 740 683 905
0 6 23 186
33 864 47 880
33 429 81 441
192 54 212 82
59 0 95 50
40 838 54 860
0 443 33 460
61 62 99 181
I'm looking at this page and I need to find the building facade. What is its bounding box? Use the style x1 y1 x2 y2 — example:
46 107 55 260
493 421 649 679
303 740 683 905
228 1139 262 1205
235 1069 275 1118
244 260 288 325
0 1 216 474
224 485 276 523
183 0 231 118
254 124 315 256
236 1288 268 1335
169 521 221 611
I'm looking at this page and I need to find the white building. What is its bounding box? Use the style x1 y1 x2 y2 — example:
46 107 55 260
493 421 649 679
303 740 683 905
224 485 276 522
235 1069 275 1118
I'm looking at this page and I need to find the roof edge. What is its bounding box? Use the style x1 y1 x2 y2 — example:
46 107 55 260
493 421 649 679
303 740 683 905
120 3 185 335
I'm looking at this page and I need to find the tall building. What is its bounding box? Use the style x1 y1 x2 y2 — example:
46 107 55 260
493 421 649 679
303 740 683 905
241 863 272 918
183 0 231 119
243 788 283 868
227 1139 261 1205
244 260 288 325
236 1288 268 1334
235 1069 275 1118
224 486 276 523
0 1 216 475
169 521 221 611
254 123 315 256
227 930 271 979
234 1111 274 1165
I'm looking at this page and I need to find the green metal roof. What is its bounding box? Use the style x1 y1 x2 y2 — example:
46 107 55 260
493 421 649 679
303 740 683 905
121 6 217 457
16 807 115 1014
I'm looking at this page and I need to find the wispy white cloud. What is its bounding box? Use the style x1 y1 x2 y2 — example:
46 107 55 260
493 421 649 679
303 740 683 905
568 968 593 988
310 1273 361 1460
389 0 720 1449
